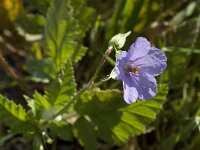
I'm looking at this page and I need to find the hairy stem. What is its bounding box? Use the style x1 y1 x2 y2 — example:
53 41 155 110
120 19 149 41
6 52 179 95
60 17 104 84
53 85 88 118
87 45 113 87
53 46 113 118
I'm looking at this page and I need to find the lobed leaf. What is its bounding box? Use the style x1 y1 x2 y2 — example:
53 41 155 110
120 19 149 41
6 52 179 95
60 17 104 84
0 95 32 133
75 84 168 146
30 59 76 120
45 59 76 107
73 117 97 150
45 0 95 73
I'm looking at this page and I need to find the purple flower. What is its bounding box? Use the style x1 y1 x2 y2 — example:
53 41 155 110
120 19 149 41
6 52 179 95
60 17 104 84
115 37 167 104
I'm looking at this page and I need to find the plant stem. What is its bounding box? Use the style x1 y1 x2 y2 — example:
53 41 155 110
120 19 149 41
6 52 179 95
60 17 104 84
92 75 111 88
53 46 114 118
53 85 88 118
87 45 113 87
0 52 20 81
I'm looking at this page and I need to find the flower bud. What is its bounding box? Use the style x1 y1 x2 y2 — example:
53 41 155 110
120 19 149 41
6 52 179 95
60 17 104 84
109 31 131 49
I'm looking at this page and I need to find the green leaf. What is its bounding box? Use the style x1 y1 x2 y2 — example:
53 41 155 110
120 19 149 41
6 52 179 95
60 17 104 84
75 84 168 145
45 59 76 108
45 0 95 72
163 17 200 48
195 116 200 132
26 58 56 82
171 1 198 25
31 91 51 119
0 95 31 132
50 121 73 141
15 14 45 34
106 0 158 40
73 117 97 150
29 59 76 120
158 120 196 150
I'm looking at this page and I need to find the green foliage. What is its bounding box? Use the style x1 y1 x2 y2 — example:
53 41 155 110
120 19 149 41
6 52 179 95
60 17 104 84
74 84 168 148
171 1 200 25
2 0 200 149
50 121 73 141
159 119 197 150
29 59 76 119
25 0 52 15
73 117 97 150
106 0 160 41
45 59 76 107
26 58 55 82
16 14 45 34
44 0 95 73
162 0 200 48
0 95 32 133
32 91 50 119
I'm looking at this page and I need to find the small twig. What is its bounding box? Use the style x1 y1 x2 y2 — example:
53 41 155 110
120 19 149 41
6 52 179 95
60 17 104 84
0 35 26 57
4 42 26 57
0 52 20 81
0 51 32 95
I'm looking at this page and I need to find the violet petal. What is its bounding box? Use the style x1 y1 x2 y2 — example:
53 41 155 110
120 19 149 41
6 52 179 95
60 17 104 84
123 78 138 104
115 51 128 80
127 37 151 61
134 47 167 76
131 72 157 100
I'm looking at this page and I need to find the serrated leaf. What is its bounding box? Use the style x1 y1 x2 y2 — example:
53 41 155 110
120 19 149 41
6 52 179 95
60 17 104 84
45 0 95 73
29 59 76 120
75 84 168 145
113 85 168 144
0 95 31 132
45 59 76 108
32 91 51 119
73 117 97 150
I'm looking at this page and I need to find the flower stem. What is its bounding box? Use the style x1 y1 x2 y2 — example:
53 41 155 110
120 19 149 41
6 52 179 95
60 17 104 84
87 45 113 87
52 85 88 118
53 46 113 118
92 75 110 88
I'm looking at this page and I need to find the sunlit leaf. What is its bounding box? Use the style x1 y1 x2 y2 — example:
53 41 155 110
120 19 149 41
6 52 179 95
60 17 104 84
75 84 168 145
45 0 95 73
73 117 97 150
0 95 32 132
45 59 76 108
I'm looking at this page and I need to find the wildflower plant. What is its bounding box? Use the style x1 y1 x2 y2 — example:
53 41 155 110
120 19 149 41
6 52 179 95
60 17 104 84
0 0 168 149
115 37 167 103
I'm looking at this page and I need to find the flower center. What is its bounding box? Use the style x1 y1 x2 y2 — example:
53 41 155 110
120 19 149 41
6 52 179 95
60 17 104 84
123 61 139 74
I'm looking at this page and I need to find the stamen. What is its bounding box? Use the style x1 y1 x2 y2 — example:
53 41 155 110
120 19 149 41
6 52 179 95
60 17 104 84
133 67 139 74
123 61 139 74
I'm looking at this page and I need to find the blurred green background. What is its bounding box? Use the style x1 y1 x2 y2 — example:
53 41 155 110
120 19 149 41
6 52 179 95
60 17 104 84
0 0 200 149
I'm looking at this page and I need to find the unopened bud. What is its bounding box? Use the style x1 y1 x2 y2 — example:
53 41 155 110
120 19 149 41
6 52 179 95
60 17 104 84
109 31 131 49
